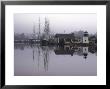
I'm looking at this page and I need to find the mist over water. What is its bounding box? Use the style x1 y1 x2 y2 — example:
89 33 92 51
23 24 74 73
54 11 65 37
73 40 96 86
14 13 97 34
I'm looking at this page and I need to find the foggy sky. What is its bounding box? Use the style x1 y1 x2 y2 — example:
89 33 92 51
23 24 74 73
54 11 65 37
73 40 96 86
14 13 97 34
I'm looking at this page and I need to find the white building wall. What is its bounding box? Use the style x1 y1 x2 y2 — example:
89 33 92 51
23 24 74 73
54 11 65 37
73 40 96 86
83 37 89 43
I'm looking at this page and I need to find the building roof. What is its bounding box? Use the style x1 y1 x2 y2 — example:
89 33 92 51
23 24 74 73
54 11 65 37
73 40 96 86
84 31 88 36
84 31 88 33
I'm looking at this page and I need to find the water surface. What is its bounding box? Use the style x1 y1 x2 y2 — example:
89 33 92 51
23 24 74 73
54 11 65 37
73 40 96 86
14 44 97 76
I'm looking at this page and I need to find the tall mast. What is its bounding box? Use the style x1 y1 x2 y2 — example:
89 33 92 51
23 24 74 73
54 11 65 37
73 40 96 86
33 23 35 34
33 22 36 39
44 17 49 40
38 17 40 40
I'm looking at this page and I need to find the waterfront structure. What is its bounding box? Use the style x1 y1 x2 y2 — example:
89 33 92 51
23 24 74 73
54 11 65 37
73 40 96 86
74 37 82 43
55 31 90 45
83 31 89 43
55 33 75 45
89 35 97 45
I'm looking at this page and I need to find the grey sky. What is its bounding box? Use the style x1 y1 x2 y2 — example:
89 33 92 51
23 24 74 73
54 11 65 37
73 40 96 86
14 13 97 34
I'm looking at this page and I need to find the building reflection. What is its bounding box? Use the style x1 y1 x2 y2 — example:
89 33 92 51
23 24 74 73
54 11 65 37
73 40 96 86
14 44 97 71
54 45 96 59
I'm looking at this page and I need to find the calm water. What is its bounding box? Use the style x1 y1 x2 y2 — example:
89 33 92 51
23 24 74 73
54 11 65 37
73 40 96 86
14 44 97 76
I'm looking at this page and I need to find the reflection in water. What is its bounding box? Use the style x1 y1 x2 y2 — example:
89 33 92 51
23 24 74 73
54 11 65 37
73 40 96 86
14 44 97 76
